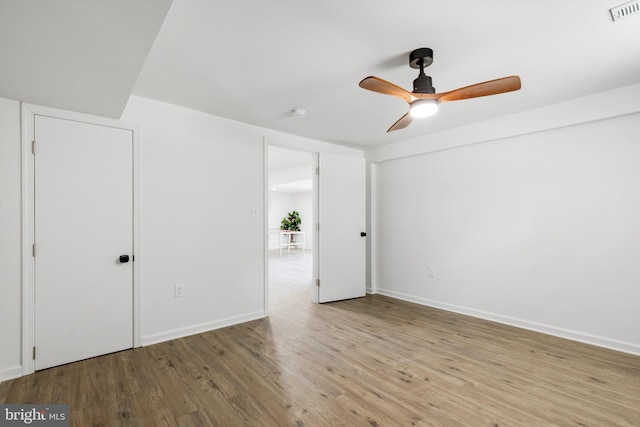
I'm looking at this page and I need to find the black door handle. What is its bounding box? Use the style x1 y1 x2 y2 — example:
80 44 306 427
119 255 130 263
360 232 367 237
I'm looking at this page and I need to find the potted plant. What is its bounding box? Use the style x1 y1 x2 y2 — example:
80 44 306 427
280 211 302 244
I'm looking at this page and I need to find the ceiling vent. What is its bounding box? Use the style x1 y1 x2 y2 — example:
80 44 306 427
610 0 640 21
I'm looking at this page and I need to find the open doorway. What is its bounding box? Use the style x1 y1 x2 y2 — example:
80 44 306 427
267 146 315 311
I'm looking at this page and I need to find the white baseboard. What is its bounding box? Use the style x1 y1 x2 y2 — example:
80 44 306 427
141 310 266 347
0 365 23 383
1 311 266 382
374 288 640 356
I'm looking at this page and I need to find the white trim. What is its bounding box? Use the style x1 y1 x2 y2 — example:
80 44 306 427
312 153 320 303
141 311 265 347
374 288 640 356
20 102 142 376
368 163 377 295
132 123 142 348
20 103 35 376
262 138 269 316
0 365 23 383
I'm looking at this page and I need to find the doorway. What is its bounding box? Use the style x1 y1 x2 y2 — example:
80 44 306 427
267 146 315 309
265 145 367 309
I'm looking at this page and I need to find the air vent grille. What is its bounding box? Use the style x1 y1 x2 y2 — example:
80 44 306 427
610 0 640 21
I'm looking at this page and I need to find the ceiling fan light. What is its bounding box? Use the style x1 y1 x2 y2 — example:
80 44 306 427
410 99 438 118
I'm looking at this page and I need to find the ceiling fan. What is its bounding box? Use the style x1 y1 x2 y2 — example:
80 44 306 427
359 48 521 132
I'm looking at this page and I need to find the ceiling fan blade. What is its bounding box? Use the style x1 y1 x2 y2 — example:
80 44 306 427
387 112 413 132
359 76 415 103
431 76 521 103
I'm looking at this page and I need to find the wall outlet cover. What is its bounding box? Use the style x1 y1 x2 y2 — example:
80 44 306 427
427 266 436 278
174 283 185 297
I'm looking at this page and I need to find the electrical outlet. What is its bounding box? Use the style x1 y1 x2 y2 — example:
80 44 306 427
174 283 185 298
427 266 436 278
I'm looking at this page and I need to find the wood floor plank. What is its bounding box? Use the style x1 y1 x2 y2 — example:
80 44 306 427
2 254 639 425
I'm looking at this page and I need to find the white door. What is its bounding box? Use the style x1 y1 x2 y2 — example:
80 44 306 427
317 153 366 303
34 115 133 370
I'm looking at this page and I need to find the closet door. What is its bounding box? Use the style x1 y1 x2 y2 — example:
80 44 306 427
34 115 133 370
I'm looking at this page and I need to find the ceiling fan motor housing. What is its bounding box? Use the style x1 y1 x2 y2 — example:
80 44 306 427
413 74 435 94
410 47 436 94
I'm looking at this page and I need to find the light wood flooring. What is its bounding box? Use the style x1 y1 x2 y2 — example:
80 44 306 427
1 251 639 426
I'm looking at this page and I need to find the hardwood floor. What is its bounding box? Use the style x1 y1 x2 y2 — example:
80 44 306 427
2 253 639 426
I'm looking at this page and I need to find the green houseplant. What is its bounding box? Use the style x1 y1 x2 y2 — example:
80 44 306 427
280 211 302 245
280 211 302 232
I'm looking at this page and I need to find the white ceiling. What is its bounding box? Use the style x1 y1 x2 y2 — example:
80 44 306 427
2 1 640 150
133 0 640 148
0 0 172 118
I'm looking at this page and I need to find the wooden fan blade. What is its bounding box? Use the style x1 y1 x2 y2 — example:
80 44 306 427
359 76 415 103
387 112 413 132
427 76 521 103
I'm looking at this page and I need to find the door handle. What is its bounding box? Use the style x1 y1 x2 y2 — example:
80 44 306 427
119 255 130 263
360 232 367 237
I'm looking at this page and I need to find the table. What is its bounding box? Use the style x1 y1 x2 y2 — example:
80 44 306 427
271 230 305 257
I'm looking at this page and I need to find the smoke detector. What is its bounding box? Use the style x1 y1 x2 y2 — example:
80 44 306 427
610 0 640 21
292 108 306 118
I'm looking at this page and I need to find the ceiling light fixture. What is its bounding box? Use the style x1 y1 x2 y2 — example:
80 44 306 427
409 99 438 118
359 47 521 132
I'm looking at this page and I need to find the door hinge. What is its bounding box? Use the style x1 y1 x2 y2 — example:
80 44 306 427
315 167 319 175
316 223 319 231
31 140 36 155
33 346 36 360
316 279 320 287
32 243 36 257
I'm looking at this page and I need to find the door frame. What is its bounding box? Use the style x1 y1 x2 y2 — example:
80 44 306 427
263 142 320 312
20 103 141 375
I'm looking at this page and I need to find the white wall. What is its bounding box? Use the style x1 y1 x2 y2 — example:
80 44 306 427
268 191 294 230
268 191 294 250
0 98 22 381
0 94 362 380
293 191 313 251
268 191 313 251
121 96 267 344
370 98 640 354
